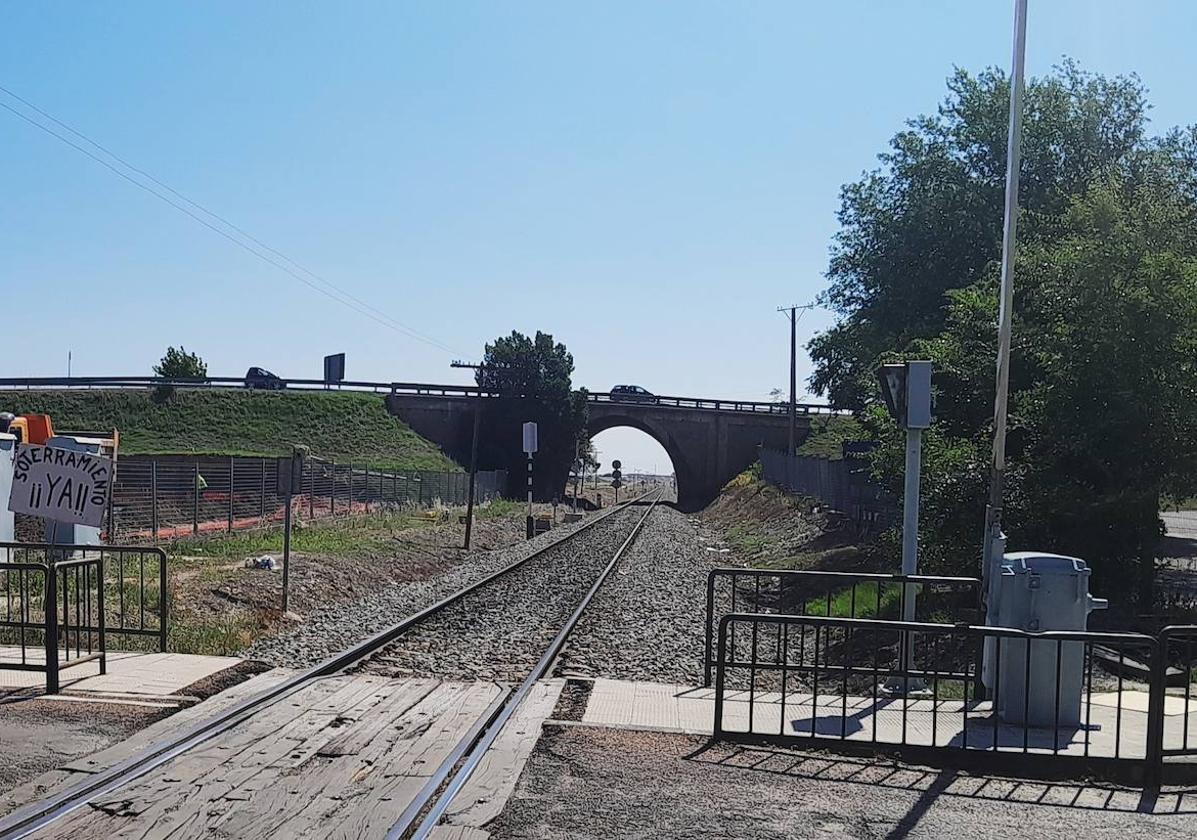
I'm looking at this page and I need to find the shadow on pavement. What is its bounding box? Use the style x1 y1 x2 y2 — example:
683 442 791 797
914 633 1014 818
682 740 1197 820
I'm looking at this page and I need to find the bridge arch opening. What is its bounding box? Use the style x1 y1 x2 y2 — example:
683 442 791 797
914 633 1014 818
589 426 675 491
582 413 691 505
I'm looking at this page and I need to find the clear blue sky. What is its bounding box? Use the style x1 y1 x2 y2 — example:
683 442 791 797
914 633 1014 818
3 2 1193 471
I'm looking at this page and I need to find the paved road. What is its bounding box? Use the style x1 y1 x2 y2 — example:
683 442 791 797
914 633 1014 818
1164 511 1197 543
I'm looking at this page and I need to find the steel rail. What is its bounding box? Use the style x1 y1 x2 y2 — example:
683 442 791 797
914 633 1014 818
0 493 652 840
390 491 664 840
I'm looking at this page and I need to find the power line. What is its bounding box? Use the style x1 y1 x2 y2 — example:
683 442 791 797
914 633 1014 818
0 85 461 356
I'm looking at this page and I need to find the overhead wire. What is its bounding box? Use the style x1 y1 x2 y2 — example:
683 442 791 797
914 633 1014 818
0 85 461 355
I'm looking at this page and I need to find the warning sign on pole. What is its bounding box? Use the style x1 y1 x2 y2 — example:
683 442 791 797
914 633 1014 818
8 444 113 528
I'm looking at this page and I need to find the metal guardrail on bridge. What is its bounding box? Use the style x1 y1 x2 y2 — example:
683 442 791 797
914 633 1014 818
0 376 496 397
0 377 845 416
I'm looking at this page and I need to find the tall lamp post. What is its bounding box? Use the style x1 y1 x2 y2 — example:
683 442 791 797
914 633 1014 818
982 0 1029 597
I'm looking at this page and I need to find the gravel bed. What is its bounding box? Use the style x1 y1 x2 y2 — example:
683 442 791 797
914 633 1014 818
359 506 646 682
242 506 634 668
557 504 738 685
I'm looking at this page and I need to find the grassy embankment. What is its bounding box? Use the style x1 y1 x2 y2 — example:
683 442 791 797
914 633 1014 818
2 388 460 472
164 499 524 655
706 413 871 569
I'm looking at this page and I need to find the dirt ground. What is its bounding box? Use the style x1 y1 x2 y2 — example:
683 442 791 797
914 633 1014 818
490 725 1197 839
165 501 566 654
0 698 170 795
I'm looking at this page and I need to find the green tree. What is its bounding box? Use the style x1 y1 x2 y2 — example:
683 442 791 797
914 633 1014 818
153 346 208 380
475 331 588 499
811 61 1197 607
810 61 1148 409
152 346 208 400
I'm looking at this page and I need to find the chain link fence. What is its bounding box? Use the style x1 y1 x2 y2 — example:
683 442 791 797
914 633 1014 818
759 447 896 527
109 454 505 543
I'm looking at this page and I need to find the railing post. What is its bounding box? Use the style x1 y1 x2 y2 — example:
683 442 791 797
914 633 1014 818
193 462 200 535
364 464 371 513
227 456 235 532
260 458 267 523
1146 633 1168 787
44 563 58 694
97 558 107 675
158 548 169 652
330 458 337 516
150 459 159 543
713 616 731 739
704 571 717 686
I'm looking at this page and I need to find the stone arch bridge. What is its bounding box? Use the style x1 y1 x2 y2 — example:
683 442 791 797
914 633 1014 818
386 389 835 510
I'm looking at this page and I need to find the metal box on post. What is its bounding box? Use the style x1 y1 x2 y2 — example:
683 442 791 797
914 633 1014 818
984 552 1107 726
0 433 15 543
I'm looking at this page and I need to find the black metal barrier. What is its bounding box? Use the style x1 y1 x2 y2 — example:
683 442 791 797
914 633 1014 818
704 569 982 686
1156 625 1197 764
0 543 168 693
711 611 1197 784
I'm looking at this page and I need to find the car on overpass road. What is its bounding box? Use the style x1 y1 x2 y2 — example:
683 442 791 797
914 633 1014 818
610 384 656 404
245 367 285 390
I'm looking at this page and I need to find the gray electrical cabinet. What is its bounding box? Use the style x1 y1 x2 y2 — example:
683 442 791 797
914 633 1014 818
0 433 14 543
42 435 107 548
983 552 1107 726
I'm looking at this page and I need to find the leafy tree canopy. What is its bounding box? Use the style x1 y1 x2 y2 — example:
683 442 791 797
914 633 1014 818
811 60 1150 408
476 331 588 498
153 346 208 381
811 60 1197 603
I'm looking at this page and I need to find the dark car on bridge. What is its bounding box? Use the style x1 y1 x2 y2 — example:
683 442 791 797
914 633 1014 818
610 384 656 404
245 367 285 390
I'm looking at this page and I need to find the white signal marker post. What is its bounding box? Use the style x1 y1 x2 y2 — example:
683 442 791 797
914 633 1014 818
877 360 933 694
523 422 538 539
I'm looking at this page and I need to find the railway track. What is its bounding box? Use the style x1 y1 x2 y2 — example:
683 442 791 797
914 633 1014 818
0 490 663 840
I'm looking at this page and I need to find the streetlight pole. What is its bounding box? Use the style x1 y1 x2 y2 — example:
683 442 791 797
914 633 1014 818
982 0 1029 597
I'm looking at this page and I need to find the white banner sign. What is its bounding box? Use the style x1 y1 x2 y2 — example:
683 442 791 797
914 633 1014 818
8 444 113 528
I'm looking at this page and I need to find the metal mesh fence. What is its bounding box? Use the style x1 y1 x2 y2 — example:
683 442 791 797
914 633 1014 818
759 447 896 526
108 454 505 544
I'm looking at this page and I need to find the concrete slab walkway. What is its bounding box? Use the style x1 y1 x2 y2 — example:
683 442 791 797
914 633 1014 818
0 648 242 698
580 677 1197 760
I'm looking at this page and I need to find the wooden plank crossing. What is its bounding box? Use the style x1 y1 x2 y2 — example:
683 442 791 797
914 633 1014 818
442 679 564 835
0 669 296 820
26 675 507 840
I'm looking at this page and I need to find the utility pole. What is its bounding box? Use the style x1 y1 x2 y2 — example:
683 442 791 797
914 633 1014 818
450 360 486 549
572 438 580 512
982 0 1029 598
777 304 815 456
